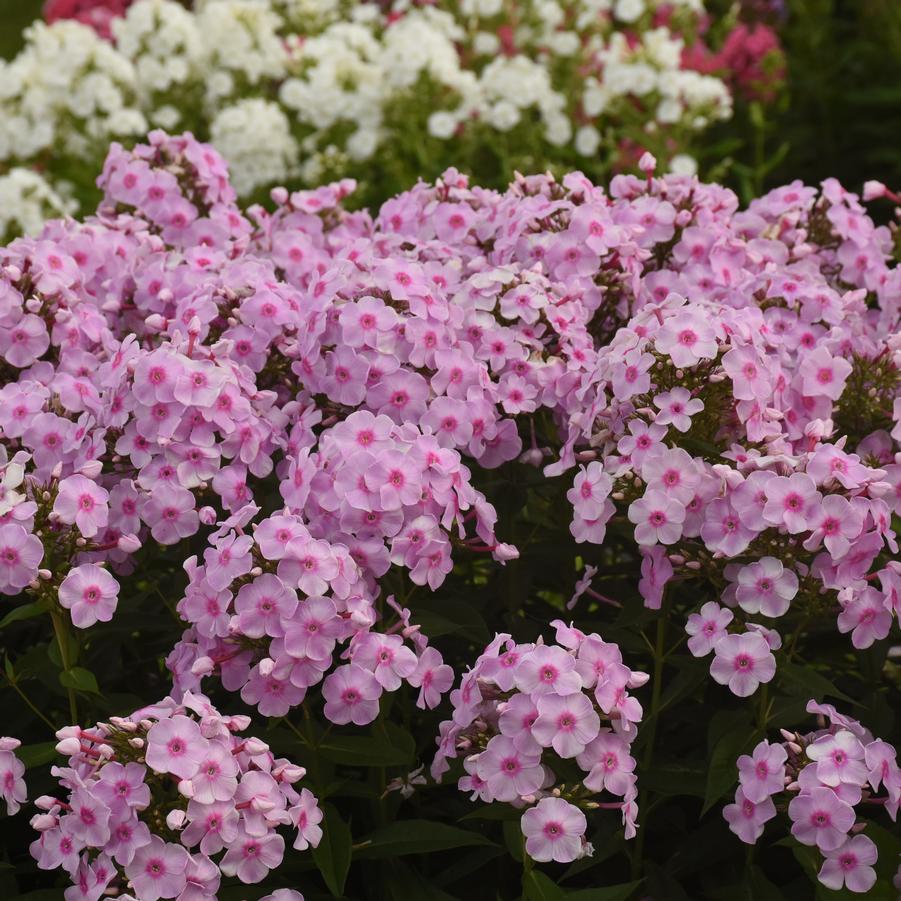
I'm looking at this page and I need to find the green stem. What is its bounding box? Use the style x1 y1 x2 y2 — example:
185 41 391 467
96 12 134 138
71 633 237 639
4 676 57 731
630 602 668 881
50 609 78 723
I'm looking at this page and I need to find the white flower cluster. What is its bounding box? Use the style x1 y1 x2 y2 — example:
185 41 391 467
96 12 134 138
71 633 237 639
0 169 76 243
0 0 731 233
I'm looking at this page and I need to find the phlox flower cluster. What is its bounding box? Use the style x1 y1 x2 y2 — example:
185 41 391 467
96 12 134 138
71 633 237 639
724 701 900 894
168 511 454 722
432 622 647 863
31 693 322 899
558 157 900 692
0 0 732 236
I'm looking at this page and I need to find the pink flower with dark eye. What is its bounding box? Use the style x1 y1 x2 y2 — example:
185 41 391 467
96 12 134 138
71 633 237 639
723 787 776 843
124 835 189 901
0 741 26 815
0 522 43 594
282 596 341 660
322 664 382 726
353 633 418 691
652 388 704 433
837 588 892 650
737 740 787 803
407 647 454 710
531 692 600 758
520 797 587 863
54 475 109 539
219 827 285 884
475 735 544 802
735 557 798 617
685 601 733 657
798 346 852 400
788 786 855 851
806 731 867 788
145 716 209 780
290 787 323 851
141 484 199 545
185 739 239 804
655 309 717 367
802 494 864 559
578 731 636 796
58 563 119 628
234 574 297 639
709 632 775 697
515 645 582 695
819 834 878 893
628 490 686 546
763 473 821 534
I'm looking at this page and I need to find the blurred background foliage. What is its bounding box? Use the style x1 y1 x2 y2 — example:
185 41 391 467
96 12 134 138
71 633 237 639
1 0 900 200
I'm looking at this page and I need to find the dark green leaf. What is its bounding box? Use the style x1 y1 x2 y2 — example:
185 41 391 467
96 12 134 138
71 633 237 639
355 819 496 859
311 803 352 898
778 661 855 706
523 870 566 901
59 667 100 695
0 600 46 629
702 722 755 815
16 741 57 769
568 882 642 901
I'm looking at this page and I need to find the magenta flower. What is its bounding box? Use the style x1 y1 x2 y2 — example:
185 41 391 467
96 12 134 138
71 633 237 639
142 484 199 545
58 564 119 628
54 475 110 539
788 786 856 851
0 314 50 367
407 646 454 710
709 632 776 697
290 787 324 851
736 740 787 803
723 787 776 843
322 664 382 725
520 797 587 863
531 692 601 758
145 715 209 780
124 835 189 901
685 602 733 657
0 522 43 594
837 588 892 649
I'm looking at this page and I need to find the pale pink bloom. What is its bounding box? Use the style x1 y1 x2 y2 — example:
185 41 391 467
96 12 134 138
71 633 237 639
145 716 209 780
498 693 541 754
54 475 109 539
353 633 418 691
0 743 26 815
520 797 587 863
737 740 787 803
0 523 43 593
654 310 717 367
652 388 704 433
798 346 852 400
616 421 667 468
638 546 673 610
802 495 864 559
685 601 733 657
234 574 297 639
788 786 855 851
578 731 636 796
58 563 119 628
722 346 772 401
819 835 878 893
186 740 239 804
219 828 285 884
290 788 323 851
124 835 189 901
723 787 776 843
531 692 600 758
735 557 798 617
709 632 775 697
763 473 821 534
837 588 892 649
806 731 867 788
142 484 199 545
628 490 686 546
322 664 382 726
407 647 454 710
474 735 544 802
514 645 583 696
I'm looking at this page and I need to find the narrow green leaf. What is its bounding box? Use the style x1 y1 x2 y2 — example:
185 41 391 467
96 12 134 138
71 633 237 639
523 871 567 901
702 725 755 815
355 819 495 859
778 661 855 705
16 742 58 769
0 601 46 629
311 803 352 898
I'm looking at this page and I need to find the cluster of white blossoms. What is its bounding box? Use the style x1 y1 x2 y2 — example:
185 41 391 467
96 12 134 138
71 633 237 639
0 0 731 230
0 168 77 243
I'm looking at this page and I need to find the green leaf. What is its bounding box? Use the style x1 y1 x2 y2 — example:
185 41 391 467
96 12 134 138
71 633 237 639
16 742 58 769
59 667 100 695
0 600 46 629
311 803 352 898
355 820 496 859
459 803 523 821
568 882 642 901
702 722 755 815
523 871 566 901
317 723 414 768
778 661 855 706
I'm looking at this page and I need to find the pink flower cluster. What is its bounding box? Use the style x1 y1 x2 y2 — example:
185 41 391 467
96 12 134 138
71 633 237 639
724 701 900 893
432 622 647 863
30 693 321 899
167 508 453 722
